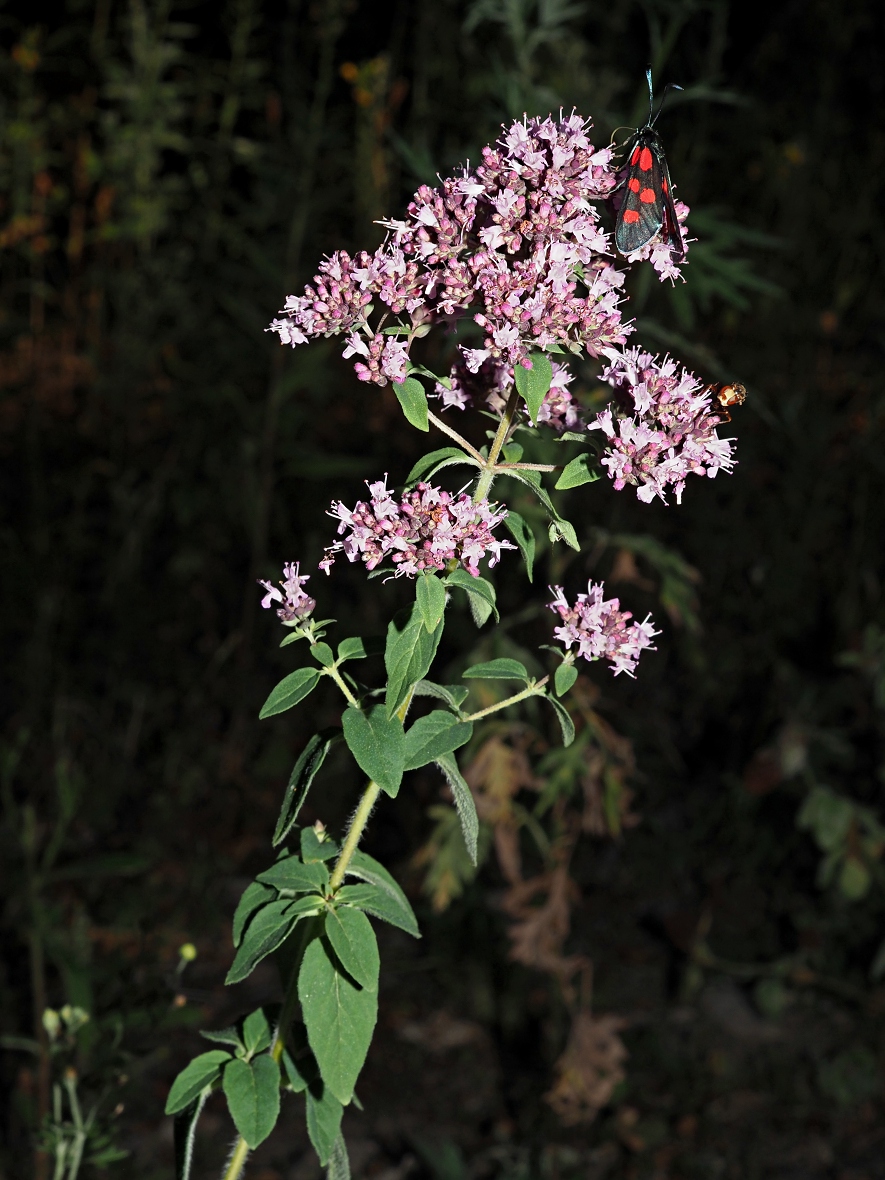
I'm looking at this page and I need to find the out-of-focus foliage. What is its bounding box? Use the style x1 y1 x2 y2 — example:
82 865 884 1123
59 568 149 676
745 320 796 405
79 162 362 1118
3 0 885 1176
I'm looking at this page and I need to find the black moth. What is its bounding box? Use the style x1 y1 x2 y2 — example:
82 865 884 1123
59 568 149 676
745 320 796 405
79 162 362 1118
614 69 684 261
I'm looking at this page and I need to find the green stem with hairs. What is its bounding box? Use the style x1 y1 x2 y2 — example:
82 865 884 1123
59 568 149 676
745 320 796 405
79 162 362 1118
462 676 549 722
474 385 521 502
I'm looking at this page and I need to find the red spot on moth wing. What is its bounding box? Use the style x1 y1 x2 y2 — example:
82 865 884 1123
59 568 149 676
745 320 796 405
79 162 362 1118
662 178 669 193
640 188 656 204
622 209 640 224
628 177 640 192
630 146 640 165
639 146 654 171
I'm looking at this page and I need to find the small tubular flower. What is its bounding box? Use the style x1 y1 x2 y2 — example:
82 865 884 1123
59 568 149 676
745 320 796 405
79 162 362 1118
548 581 658 677
319 478 515 578
258 562 317 624
589 347 736 504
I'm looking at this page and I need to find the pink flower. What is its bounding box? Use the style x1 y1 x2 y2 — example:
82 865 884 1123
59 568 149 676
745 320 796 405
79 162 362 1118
258 562 316 624
589 347 735 504
320 477 515 578
267 114 691 385
549 582 658 677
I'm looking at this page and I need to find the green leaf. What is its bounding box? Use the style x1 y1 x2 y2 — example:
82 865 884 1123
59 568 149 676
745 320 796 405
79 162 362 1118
301 826 340 863
223 1055 281 1148
554 663 578 696
503 511 535 581
281 1048 309 1093
384 603 444 719
298 937 378 1105
554 453 601 490
232 882 275 948
463 658 529 681
306 1081 344 1166
242 1009 272 1056
413 680 470 711
514 352 553 422
338 636 384 662
327 1131 352 1180
325 907 380 990
165 1050 231 1115
405 447 474 485
543 694 576 747
416 571 447 633
549 518 580 550
445 569 498 626
273 732 341 847
257 855 329 893
226 899 301 985
839 856 871 900
435 754 479 865
403 711 473 770
200 1026 244 1051
310 643 335 668
393 377 429 431
342 705 405 798
173 1090 209 1180
336 882 419 939
259 667 321 720
342 850 420 938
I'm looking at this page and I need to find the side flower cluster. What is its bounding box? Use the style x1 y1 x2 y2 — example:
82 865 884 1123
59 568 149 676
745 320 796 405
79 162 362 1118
319 478 515 578
268 114 690 385
549 582 658 678
258 562 316 624
589 348 736 504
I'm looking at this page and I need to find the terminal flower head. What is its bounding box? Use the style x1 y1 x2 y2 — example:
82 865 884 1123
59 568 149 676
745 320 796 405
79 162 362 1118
258 562 316 624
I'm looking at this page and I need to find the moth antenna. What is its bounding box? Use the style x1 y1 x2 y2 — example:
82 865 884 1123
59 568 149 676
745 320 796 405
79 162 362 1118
651 81 684 127
645 66 654 127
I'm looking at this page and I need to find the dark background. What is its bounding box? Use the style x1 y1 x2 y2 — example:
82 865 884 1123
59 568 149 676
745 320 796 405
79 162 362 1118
3 0 885 1177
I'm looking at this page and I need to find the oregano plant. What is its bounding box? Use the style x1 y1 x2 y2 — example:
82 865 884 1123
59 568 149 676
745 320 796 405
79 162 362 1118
166 110 737 1178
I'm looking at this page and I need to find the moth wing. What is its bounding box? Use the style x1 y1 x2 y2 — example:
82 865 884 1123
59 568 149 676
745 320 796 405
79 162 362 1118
614 134 665 255
657 151 685 261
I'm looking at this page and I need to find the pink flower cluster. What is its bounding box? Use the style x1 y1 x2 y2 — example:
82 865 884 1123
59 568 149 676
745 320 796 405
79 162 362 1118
268 114 690 385
259 562 316 624
319 478 515 578
433 357 583 432
589 348 736 504
549 582 659 678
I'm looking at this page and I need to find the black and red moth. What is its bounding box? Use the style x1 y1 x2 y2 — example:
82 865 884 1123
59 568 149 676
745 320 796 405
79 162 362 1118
614 69 684 261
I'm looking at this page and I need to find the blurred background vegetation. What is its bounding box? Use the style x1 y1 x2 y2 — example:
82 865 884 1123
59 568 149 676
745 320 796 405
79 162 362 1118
2 0 885 1177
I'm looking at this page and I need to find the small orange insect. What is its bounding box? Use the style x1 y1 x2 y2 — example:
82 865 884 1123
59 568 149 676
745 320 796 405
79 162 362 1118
706 381 747 423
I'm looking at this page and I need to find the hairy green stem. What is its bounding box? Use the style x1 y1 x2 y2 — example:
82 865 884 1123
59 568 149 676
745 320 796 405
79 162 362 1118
426 410 485 463
474 385 521 502
463 676 549 722
222 1137 251 1180
326 664 358 706
329 781 382 892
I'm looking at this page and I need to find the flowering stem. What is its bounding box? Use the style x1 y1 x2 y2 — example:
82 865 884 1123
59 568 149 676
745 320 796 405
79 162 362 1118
474 385 521 502
325 664 358 706
426 410 485 463
463 676 549 722
497 462 559 473
221 1137 251 1180
329 780 382 892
